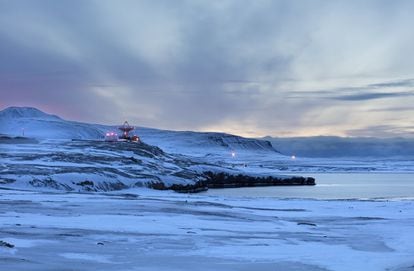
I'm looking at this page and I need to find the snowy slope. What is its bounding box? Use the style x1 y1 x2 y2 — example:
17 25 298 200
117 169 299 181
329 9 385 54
0 107 107 140
0 139 205 191
0 107 279 156
0 106 61 120
0 137 301 192
137 128 277 156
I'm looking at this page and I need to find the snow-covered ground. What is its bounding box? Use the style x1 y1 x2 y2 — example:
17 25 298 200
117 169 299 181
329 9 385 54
0 138 302 191
0 188 413 271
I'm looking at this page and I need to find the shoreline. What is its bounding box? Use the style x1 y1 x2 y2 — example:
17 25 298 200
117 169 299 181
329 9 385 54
149 171 316 193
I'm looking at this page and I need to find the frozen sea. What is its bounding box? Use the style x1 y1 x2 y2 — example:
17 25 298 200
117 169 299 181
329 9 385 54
205 173 414 200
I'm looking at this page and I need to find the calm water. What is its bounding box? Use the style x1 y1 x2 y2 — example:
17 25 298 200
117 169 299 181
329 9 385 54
205 173 414 199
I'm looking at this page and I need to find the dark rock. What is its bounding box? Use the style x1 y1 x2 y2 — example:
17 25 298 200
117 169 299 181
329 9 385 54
29 177 73 191
297 222 317 227
76 180 94 186
147 182 167 190
148 181 208 193
0 136 38 144
148 171 315 193
129 156 140 163
203 171 316 189
0 178 16 184
0 240 15 248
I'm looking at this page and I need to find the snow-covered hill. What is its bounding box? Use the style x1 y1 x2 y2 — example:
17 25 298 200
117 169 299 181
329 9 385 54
0 139 205 191
0 107 107 140
0 106 62 120
138 128 277 156
1 135 318 192
0 106 278 156
0 106 290 191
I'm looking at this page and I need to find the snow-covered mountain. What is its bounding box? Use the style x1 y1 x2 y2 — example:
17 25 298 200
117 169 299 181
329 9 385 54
0 107 106 140
0 106 62 120
0 106 278 155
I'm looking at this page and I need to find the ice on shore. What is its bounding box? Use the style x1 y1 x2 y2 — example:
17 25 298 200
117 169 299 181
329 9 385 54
0 189 413 271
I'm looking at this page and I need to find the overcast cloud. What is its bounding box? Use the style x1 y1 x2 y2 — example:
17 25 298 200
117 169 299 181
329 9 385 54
0 0 413 137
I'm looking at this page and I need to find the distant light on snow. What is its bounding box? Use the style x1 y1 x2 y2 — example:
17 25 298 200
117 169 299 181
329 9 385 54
231 151 236 158
291 155 296 160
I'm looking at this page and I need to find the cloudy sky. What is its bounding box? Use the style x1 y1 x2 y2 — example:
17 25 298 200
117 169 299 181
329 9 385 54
1 0 414 138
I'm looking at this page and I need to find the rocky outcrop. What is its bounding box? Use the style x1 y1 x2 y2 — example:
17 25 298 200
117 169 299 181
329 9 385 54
0 135 39 144
147 181 208 193
203 171 315 189
148 172 315 193
0 240 14 248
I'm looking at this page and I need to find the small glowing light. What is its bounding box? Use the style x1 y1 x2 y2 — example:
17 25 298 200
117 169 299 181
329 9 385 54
106 133 110 136
231 151 236 158
291 155 296 160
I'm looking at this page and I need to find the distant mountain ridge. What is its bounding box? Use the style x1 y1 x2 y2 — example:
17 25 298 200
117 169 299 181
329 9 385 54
0 106 278 155
263 136 414 158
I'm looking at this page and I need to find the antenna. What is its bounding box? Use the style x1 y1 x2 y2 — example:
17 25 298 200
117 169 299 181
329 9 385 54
118 121 134 139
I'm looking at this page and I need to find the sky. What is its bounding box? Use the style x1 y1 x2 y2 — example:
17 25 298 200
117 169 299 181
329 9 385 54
0 0 414 138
